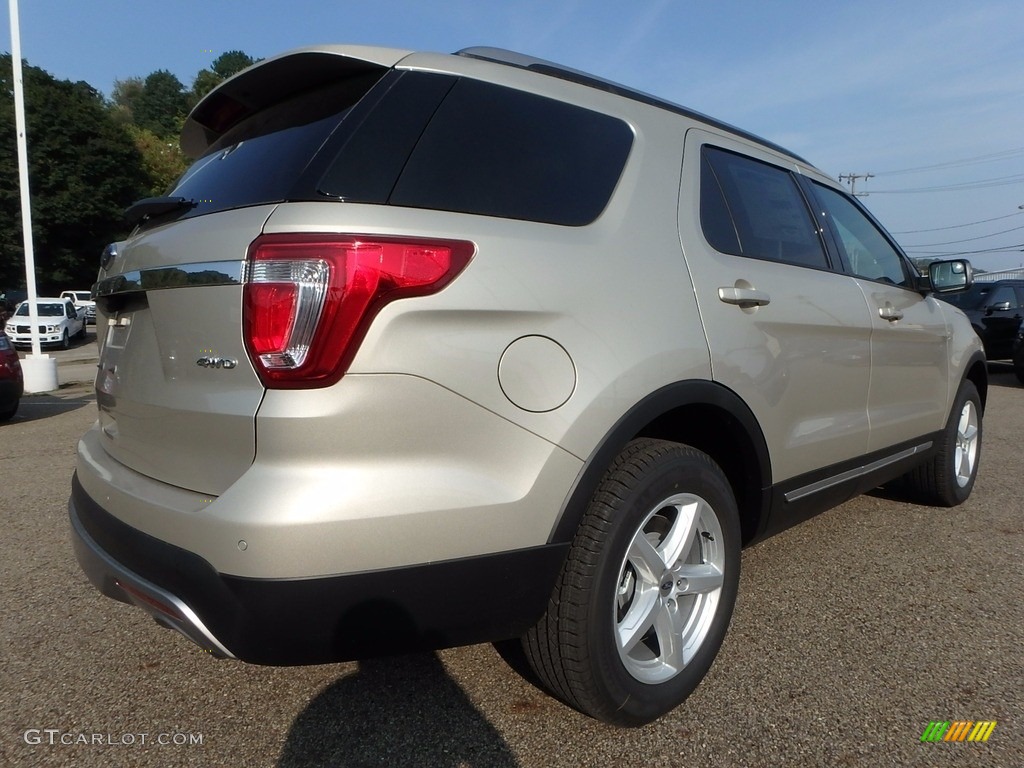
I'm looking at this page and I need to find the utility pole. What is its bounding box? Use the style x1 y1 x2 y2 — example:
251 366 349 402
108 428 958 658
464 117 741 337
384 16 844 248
838 172 874 197
9 0 57 391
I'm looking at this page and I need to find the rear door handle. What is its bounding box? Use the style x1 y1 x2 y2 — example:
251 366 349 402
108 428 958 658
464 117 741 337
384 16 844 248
718 287 771 308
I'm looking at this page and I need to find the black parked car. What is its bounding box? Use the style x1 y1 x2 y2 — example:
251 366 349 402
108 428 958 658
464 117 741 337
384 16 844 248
1012 331 1024 385
940 280 1024 360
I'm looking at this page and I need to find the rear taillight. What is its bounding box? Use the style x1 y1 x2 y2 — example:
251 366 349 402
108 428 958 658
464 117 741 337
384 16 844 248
243 234 474 388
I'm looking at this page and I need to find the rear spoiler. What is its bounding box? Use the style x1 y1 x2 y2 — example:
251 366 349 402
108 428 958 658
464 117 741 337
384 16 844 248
180 45 412 158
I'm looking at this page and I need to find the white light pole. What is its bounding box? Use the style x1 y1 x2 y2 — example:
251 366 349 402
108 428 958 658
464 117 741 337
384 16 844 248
8 0 57 391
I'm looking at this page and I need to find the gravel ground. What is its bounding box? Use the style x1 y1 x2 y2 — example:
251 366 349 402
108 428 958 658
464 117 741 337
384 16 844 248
0 366 1020 767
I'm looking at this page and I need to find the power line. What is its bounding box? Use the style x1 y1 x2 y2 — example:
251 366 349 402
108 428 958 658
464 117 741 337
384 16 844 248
890 209 1024 235
876 148 1024 177
901 223 1024 248
902 242 1024 257
869 172 1024 194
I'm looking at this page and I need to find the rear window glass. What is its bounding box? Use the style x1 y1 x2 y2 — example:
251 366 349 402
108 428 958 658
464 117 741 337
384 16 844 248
165 73 385 221
388 79 633 226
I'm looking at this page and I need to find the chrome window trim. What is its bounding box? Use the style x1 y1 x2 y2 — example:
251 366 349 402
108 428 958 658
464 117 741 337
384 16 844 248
94 260 246 298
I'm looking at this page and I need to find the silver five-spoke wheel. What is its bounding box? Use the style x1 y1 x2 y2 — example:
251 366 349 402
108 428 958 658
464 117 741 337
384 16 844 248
615 493 725 684
953 399 979 488
518 438 740 726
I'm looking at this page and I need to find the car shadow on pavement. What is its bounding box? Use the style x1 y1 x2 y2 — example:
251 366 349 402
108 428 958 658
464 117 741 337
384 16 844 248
986 361 1021 389
5 391 94 425
278 652 520 768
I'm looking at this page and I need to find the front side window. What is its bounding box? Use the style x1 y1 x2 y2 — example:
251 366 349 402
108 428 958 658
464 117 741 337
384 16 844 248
700 147 828 269
811 183 910 287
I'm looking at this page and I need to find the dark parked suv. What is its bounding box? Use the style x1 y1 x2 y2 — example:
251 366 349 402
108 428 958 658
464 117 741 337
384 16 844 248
69 45 985 726
940 279 1024 359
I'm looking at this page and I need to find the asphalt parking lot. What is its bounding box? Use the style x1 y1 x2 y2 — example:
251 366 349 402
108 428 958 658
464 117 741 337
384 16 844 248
0 347 1021 767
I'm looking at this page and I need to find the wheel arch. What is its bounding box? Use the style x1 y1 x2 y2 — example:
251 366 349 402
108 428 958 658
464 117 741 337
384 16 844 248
963 351 988 413
550 381 772 547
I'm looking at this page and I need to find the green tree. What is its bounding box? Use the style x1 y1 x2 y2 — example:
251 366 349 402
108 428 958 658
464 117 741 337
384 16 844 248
0 55 149 290
126 123 187 196
133 69 188 137
191 50 258 102
109 76 143 125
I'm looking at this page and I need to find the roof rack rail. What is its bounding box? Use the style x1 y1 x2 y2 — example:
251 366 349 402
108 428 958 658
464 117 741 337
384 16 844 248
454 46 807 165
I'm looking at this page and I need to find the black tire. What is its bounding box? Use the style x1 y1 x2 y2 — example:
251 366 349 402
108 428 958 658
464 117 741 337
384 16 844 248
903 380 982 506
516 438 741 726
59 330 70 350
76 324 87 340
0 400 17 422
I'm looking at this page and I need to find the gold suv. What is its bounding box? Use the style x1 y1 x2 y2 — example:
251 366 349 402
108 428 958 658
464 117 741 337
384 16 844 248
69 45 985 726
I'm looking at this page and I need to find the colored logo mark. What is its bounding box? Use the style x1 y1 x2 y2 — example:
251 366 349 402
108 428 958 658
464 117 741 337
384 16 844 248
920 720 996 743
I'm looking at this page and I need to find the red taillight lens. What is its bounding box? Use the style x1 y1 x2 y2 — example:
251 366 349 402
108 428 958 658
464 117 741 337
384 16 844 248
243 234 474 388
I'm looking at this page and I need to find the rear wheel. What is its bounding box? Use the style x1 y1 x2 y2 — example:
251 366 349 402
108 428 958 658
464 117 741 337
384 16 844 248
517 438 741 726
903 380 982 506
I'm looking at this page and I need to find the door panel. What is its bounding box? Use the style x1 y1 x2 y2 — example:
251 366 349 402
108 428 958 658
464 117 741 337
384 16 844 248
857 281 950 450
807 181 951 449
681 130 872 483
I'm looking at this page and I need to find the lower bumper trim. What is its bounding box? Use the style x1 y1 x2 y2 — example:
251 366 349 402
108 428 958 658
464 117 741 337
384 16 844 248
70 500 235 658
69 473 568 665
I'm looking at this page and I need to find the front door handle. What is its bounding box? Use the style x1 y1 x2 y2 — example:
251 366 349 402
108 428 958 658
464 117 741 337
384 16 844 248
878 304 904 322
718 287 771 309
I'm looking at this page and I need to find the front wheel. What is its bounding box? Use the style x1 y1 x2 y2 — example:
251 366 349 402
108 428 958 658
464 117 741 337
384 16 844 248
518 438 741 726
903 380 982 506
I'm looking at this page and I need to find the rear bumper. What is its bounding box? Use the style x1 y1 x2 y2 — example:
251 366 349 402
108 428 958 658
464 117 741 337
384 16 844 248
69 493 235 658
69 474 567 665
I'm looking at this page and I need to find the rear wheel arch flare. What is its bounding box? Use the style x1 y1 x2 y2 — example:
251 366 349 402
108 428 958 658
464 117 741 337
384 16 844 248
550 381 771 547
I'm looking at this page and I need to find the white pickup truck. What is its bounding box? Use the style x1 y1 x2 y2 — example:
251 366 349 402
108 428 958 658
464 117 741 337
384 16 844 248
60 290 97 324
7 297 86 349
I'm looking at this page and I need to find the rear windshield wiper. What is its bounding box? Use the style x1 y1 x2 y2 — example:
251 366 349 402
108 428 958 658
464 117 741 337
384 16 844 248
124 196 197 227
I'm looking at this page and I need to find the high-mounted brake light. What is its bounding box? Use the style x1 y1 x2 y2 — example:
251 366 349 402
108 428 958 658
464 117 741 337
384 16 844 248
243 234 474 388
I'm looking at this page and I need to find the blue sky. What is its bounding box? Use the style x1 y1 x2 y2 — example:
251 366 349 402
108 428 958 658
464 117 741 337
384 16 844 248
4 0 1024 270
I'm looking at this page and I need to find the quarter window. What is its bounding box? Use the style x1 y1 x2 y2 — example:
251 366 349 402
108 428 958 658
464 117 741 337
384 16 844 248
700 147 828 269
389 79 633 226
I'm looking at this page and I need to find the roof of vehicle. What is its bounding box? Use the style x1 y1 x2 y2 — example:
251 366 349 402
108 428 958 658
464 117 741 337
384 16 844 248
455 47 807 163
183 44 809 166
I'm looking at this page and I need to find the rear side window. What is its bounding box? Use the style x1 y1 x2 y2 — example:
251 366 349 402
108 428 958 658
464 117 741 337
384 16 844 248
387 79 633 226
701 146 828 269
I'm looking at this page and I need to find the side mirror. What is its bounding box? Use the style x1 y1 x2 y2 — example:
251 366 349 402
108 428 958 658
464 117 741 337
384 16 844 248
926 259 973 294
